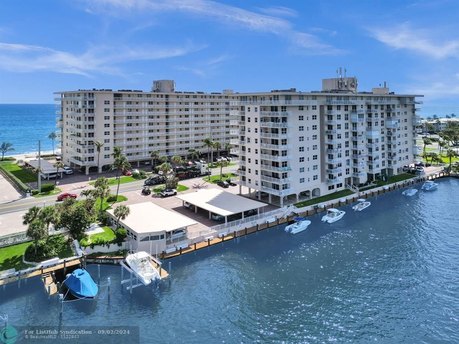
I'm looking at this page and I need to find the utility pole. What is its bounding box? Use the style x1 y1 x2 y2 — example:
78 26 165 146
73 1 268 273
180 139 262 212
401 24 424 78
38 140 42 193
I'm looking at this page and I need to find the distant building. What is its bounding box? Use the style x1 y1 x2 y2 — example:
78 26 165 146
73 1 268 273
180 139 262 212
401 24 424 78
55 80 238 174
235 76 422 206
421 118 459 133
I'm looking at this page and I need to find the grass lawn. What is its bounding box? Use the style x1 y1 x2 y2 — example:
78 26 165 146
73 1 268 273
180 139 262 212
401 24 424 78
33 187 62 198
152 184 189 194
295 189 354 208
0 161 37 183
0 242 34 271
375 173 415 186
94 195 128 212
204 173 237 183
80 226 116 247
90 175 139 186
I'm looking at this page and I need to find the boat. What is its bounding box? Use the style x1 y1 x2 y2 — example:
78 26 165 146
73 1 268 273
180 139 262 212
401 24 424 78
421 180 438 191
352 199 371 211
63 268 98 299
402 188 418 196
285 217 312 234
321 208 346 223
125 251 161 286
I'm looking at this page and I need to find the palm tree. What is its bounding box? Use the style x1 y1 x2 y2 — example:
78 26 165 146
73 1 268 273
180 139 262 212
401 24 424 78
203 137 214 164
157 161 172 176
224 142 232 156
23 206 41 225
439 140 448 156
93 177 110 215
422 137 432 158
216 159 229 180
27 219 47 255
446 148 457 171
112 154 131 203
0 142 14 160
94 141 104 173
213 141 221 159
39 206 57 234
80 189 94 199
188 149 200 162
113 205 130 228
150 150 160 169
54 161 64 185
171 155 183 173
48 132 57 156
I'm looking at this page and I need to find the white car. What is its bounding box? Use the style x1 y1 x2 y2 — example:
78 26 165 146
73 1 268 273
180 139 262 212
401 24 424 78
63 166 74 175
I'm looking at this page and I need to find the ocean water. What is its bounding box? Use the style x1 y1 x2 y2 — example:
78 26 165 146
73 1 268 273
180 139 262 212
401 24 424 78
0 179 458 343
0 104 56 155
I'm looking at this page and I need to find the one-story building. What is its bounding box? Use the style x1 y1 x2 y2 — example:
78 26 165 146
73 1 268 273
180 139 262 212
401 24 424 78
176 188 267 223
25 159 62 180
107 202 196 255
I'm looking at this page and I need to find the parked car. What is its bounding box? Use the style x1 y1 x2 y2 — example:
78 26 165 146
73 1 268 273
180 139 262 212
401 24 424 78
144 175 165 186
226 179 237 186
57 193 77 201
217 180 230 188
122 169 132 176
160 188 177 197
141 187 151 196
63 166 74 175
211 213 224 221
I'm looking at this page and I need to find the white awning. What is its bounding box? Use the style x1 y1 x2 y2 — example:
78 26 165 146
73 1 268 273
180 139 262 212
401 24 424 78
107 202 196 235
176 189 266 216
25 159 56 174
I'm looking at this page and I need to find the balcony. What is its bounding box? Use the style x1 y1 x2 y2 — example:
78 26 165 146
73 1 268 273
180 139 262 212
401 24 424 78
259 132 289 139
351 113 365 123
385 120 399 129
366 130 380 139
260 122 289 128
260 186 293 197
260 111 290 117
260 154 290 162
260 164 291 172
326 167 342 174
366 143 379 150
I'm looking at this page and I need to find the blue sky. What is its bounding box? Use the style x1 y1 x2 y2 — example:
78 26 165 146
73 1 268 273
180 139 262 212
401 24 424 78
0 0 458 117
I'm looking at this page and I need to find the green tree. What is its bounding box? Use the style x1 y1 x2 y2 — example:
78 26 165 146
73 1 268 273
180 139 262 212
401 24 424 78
113 205 130 228
422 137 432 158
171 155 183 173
446 148 457 171
224 142 232 156
26 219 47 255
0 142 14 160
188 149 200 162
48 132 57 156
150 150 160 169
213 141 221 159
59 201 94 241
112 153 131 203
54 161 64 185
39 206 57 234
94 141 104 173
23 206 41 225
216 160 229 180
93 177 110 214
203 137 214 165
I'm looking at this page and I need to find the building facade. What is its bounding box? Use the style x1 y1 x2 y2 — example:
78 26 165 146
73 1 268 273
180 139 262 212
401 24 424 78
55 80 238 174
236 77 422 206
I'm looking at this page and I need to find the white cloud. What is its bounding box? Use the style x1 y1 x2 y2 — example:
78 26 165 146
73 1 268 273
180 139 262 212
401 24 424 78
84 0 342 55
175 53 233 78
0 41 203 76
369 23 459 59
257 6 298 18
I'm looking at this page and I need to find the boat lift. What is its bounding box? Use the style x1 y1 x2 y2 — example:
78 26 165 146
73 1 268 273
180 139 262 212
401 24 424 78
120 256 170 293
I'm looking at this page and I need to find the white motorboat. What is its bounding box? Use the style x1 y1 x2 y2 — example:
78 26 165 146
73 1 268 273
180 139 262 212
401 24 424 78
321 208 346 223
402 188 418 196
125 251 161 286
352 199 371 211
421 180 438 191
285 217 312 234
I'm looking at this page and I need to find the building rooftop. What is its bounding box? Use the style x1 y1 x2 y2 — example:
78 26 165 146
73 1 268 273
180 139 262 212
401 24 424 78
107 202 196 234
176 189 267 216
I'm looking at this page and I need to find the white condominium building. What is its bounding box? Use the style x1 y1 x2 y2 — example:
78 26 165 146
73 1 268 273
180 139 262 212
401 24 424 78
236 76 422 206
55 80 238 174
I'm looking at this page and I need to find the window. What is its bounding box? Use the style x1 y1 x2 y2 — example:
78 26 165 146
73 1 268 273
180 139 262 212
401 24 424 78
104 154 110 158
300 178 305 183
312 134 318 140
299 115 304 121
104 123 110 128
104 116 110 120
312 105 317 110
299 136 304 142
299 126 304 131
312 125 318 130
299 147 304 152
300 167 305 172
313 165 318 170
313 175 318 180
104 131 110 135
299 157 305 162
313 155 318 160
312 115 317 120
312 145 318 150
104 108 110 112
104 100 110 104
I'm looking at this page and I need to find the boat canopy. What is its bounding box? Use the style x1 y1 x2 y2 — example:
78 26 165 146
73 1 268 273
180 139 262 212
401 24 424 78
64 268 98 298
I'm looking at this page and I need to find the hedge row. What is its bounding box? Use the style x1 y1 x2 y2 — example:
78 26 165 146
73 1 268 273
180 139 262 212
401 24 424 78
0 163 30 192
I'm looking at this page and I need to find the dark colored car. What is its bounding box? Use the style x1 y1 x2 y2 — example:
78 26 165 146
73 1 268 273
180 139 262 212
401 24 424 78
57 193 77 201
226 179 237 186
141 187 151 195
160 188 177 197
144 175 165 186
217 180 229 188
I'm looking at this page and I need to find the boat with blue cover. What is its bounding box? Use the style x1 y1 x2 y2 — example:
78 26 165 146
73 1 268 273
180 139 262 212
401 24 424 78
63 268 98 299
